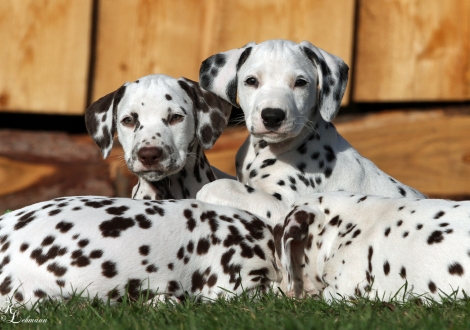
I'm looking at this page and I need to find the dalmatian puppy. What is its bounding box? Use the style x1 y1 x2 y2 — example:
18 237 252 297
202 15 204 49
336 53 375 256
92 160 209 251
85 74 232 200
280 192 470 302
196 39 425 222
0 196 281 308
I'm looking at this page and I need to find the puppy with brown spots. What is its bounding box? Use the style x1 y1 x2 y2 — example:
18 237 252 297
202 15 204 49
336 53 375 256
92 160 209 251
0 196 281 308
279 192 470 302
85 74 232 200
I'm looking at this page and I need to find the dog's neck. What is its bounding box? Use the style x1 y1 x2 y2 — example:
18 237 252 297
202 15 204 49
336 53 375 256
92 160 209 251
132 141 215 200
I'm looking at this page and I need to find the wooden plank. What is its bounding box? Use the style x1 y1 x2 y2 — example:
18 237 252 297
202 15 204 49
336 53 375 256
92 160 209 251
0 0 92 114
354 0 470 102
92 0 212 99
336 110 470 198
93 0 354 104
0 131 113 213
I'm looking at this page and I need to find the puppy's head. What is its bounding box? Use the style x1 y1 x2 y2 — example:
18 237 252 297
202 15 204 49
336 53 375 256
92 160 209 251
200 39 348 144
85 75 231 182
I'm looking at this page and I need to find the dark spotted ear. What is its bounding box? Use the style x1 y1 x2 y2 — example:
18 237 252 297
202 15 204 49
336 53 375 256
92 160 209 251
177 78 232 150
281 206 319 297
199 42 256 107
300 41 349 122
85 84 127 158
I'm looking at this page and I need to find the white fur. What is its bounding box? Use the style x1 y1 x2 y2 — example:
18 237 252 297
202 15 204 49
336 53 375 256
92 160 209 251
281 192 470 302
0 196 281 308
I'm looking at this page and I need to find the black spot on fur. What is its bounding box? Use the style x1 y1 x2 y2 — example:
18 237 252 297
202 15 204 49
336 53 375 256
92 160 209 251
99 217 135 237
384 227 391 237
90 250 103 259
47 262 67 277
34 289 46 298
41 235 55 246
428 281 437 293
398 187 407 197
168 280 180 292
49 209 61 216
427 231 444 244
324 167 333 178
146 265 158 273
20 243 29 252
0 276 12 295
191 270 206 292
135 214 152 229
383 261 390 275
102 261 118 278
434 211 445 219
399 266 406 279
85 200 114 208
139 245 150 256
449 263 464 276
106 206 129 216
272 193 282 201
224 226 245 247
56 221 74 233
197 238 211 255
14 211 36 230
261 158 277 168
78 239 89 248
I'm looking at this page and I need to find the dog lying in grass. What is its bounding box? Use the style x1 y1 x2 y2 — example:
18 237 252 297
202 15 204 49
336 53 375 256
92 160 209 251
279 192 469 303
0 196 280 308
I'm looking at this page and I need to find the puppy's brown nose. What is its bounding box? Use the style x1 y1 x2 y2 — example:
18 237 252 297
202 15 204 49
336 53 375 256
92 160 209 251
138 147 163 166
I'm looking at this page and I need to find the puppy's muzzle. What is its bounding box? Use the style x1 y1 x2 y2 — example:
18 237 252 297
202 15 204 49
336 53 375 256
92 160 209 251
261 108 286 131
137 147 163 166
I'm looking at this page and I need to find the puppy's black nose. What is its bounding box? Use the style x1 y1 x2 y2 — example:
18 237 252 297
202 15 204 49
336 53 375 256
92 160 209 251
138 147 163 166
261 108 285 130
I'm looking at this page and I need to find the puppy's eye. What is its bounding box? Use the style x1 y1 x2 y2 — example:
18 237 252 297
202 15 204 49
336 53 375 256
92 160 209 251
121 116 135 126
169 113 184 125
245 77 259 87
294 78 308 87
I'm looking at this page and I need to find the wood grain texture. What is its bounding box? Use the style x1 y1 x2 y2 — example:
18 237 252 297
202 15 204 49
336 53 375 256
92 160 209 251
0 0 92 114
92 0 212 99
92 0 355 104
354 0 470 102
0 131 113 213
337 110 470 197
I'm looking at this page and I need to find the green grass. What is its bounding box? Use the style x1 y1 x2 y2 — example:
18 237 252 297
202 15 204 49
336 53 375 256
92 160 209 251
2 290 470 330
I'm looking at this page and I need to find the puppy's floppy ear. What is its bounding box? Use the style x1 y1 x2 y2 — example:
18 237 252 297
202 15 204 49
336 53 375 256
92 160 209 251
85 83 128 158
199 42 256 107
300 41 349 122
177 78 232 150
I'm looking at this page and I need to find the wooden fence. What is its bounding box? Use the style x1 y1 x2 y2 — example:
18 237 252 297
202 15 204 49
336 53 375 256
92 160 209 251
0 0 469 211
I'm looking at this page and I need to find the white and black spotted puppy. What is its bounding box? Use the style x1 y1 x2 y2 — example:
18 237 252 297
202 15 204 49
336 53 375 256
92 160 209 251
85 74 232 200
197 39 424 221
0 196 280 308
280 192 470 302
